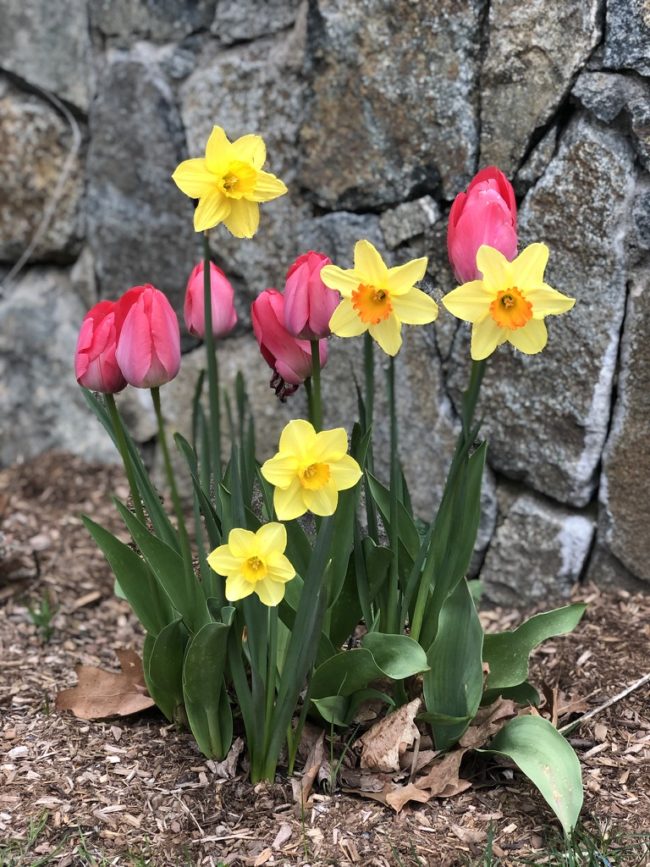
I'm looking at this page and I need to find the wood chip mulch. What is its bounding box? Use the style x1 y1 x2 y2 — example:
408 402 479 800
1 452 649 866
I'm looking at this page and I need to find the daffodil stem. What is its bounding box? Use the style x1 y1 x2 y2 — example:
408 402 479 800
386 355 400 635
461 359 486 444
309 339 323 432
362 333 379 543
203 231 222 488
104 394 146 526
265 606 278 739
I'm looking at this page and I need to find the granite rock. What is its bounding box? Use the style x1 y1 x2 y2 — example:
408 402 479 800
212 0 303 44
379 197 441 251
90 0 217 43
602 0 650 77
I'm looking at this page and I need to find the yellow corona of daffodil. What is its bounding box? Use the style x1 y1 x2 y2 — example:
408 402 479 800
172 125 287 237
442 243 575 360
207 523 295 606
261 420 362 521
320 240 438 356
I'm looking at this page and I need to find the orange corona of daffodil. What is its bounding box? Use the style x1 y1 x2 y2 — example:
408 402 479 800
261 420 362 521
442 243 575 360
320 240 438 356
207 523 295 606
172 126 287 237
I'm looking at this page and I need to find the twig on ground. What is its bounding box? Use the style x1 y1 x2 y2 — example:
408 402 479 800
559 672 650 735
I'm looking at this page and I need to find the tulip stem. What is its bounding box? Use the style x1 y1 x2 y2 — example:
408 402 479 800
104 394 146 526
385 354 400 635
203 231 222 489
309 339 323 432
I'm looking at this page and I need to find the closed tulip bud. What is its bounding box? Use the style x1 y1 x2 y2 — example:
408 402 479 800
283 251 338 339
184 261 238 339
447 166 518 283
75 300 127 394
251 289 328 400
115 284 181 388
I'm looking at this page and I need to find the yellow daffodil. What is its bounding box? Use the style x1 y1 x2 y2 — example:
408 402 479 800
442 243 575 360
320 240 438 356
261 419 362 520
207 523 295 606
172 126 287 237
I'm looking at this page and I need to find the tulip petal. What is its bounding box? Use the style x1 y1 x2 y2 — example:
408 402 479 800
266 552 296 582
223 198 260 238
320 265 360 298
261 453 299 488
227 528 257 558
354 240 388 286
250 170 288 202
392 287 438 324
194 191 231 232
207 545 241 576
116 298 153 386
385 257 428 295
470 317 506 360
256 522 287 557
172 158 218 198
225 573 255 602
476 245 510 292
328 454 363 490
232 133 266 169
205 126 234 173
279 419 316 458
274 478 307 521
508 318 548 354
512 243 548 289
369 315 402 356
255 578 285 607
329 299 367 337
442 281 493 323
302 485 338 516
311 428 349 463
526 284 576 318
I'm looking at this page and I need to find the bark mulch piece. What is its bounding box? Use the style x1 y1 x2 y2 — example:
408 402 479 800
1 452 649 866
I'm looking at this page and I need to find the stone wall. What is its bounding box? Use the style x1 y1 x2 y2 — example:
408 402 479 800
1 0 648 601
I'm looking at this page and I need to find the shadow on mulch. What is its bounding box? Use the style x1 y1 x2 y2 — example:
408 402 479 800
1 452 649 866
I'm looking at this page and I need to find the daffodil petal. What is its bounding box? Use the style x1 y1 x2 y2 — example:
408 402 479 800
223 198 259 238
369 315 402 356
303 485 338 516
205 126 234 173
255 578 285 607
321 265 361 298
256 522 287 557
354 240 388 285
476 245 510 292
512 243 548 289
207 544 240 576
274 478 307 521
526 284 576 318
172 158 218 198
328 454 363 490
279 419 316 458
227 528 257 558
385 257 428 295
250 170 288 203
194 191 231 232
391 287 438 324
312 428 349 462
225 573 255 601
508 318 548 354
329 298 367 337
232 133 266 169
261 453 299 488
442 281 493 323
266 552 296 582
470 318 506 360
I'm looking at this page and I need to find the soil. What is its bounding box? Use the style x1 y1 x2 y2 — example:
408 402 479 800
1 452 649 867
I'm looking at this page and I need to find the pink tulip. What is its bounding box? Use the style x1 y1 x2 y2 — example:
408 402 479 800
75 300 127 394
447 166 518 283
283 251 337 340
184 261 238 339
115 284 181 388
251 289 328 400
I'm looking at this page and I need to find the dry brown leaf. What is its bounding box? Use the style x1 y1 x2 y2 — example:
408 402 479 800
450 824 487 845
293 729 324 808
55 649 154 720
356 698 421 772
415 748 467 797
212 736 244 779
253 846 272 866
459 698 517 749
343 780 430 813
272 823 293 850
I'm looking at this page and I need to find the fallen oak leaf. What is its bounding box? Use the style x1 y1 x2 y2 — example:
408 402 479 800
356 698 421 773
55 649 154 719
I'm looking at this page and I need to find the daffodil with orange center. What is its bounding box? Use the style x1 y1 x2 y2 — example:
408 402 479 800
261 420 362 520
320 240 438 356
442 243 575 360
172 126 287 237
207 523 295 606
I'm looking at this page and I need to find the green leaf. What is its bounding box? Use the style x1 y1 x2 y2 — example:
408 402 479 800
422 579 484 749
82 515 172 636
481 681 541 708
312 688 395 727
146 619 188 722
478 715 583 835
183 621 233 759
483 604 586 690
366 473 420 567
361 632 429 680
